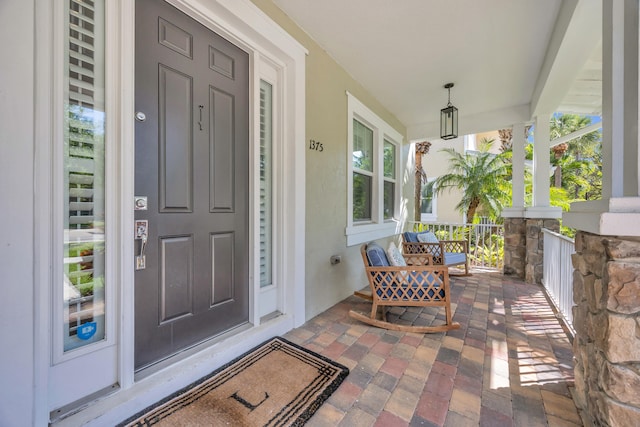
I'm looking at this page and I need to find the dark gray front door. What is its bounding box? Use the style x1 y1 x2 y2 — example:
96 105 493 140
134 0 249 370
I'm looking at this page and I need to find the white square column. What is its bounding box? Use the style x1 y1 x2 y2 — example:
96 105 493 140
526 115 561 219
564 0 640 235
533 114 551 207
502 122 527 219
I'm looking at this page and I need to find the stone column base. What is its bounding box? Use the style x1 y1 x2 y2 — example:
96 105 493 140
503 217 559 284
503 217 526 278
572 231 640 426
525 218 559 284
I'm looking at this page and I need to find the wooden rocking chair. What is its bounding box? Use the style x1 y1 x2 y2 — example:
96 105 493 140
402 231 471 276
349 242 460 333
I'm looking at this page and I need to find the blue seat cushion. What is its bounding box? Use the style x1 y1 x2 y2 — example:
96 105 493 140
444 252 466 265
366 242 390 267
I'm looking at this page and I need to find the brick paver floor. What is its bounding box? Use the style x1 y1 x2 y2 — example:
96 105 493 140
283 272 581 426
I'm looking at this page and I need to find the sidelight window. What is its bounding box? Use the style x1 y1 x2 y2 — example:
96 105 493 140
259 80 273 288
62 0 106 352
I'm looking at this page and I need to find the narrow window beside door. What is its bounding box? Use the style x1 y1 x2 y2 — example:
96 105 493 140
259 80 273 287
62 0 106 352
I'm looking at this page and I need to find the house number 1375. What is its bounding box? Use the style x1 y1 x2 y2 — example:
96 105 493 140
309 139 324 152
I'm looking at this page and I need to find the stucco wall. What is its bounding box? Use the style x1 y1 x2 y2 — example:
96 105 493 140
250 0 408 319
419 137 466 224
0 0 36 425
417 134 504 224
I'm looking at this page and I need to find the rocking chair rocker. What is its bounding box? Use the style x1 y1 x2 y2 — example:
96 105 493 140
348 242 460 333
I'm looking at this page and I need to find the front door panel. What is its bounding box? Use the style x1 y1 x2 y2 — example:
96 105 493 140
134 0 249 370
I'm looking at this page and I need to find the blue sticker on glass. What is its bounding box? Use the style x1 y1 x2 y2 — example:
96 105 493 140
77 322 97 340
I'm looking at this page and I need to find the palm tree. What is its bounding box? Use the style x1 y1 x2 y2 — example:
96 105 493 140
551 142 569 187
498 128 512 152
429 139 510 224
549 113 601 197
414 141 431 221
550 114 599 157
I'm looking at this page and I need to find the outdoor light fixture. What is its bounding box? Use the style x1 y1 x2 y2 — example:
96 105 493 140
440 82 458 140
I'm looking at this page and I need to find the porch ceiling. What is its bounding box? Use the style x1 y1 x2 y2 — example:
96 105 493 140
272 0 602 140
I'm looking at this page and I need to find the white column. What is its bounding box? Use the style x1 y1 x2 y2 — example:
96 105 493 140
602 0 639 198
511 122 526 208
533 114 551 207
564 0 640 235
525 115 561 218
502 123 527 218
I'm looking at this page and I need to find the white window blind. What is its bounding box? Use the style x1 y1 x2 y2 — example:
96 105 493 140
259 81 273 288
62 0 106 351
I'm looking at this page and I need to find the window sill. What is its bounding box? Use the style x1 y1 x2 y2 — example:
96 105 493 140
345 220 402 246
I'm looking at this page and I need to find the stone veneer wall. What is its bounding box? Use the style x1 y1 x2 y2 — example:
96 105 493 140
504 218 526 278
503 217 559 284
572 231 640 426
525 219 559 284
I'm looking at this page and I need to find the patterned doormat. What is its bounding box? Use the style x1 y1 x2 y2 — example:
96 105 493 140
120 337 349 426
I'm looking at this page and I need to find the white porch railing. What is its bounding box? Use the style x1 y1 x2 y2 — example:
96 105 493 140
406 220 504 270
542 228 576 335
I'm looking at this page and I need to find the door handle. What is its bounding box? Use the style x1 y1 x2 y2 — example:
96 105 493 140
135 220 148 270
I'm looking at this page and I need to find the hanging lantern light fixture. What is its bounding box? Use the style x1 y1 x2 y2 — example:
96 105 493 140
440 83 458 140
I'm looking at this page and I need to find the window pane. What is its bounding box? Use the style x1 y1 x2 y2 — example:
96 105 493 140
63 0 106 352
383 180 395 219
259 80 273 288
353 119 373 171
421 185 433 214
383 140 395 178
353 172 372 221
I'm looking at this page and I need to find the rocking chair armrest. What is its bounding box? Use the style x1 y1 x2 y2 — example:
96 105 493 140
439 240 469 253
404 252 433 266
366 264 449 276
365 265 449 301
366 265 449 287
402 241 441 255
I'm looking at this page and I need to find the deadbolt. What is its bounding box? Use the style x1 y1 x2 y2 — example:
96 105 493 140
135 111 146 122
134 196 148 210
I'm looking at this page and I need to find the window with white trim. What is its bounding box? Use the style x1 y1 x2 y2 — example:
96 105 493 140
420 178 438 222
346 92 402 246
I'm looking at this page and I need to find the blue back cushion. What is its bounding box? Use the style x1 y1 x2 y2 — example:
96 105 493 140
366 242 390 267
403 232 419 243
404 231 436 243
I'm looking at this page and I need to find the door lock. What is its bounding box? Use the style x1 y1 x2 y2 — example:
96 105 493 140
134 196 148 210
135 220 148 270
